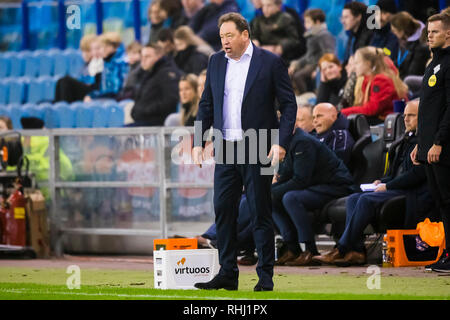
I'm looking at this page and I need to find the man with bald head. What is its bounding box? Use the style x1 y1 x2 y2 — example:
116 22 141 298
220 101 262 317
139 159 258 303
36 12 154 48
312 103 354 166
314 100 435 266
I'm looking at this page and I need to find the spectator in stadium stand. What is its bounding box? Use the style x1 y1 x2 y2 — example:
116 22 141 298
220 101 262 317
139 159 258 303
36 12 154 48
340 46 408 125
189 0 239 51
312 103 355 167
314 100 435 267
173 26 211 75
54 34 100 103
250 0 302 63
156 28 177 59
84 32 129 102
250 0 306 60
341 1 374 65
288 8 335 95
147 0 166 44
316 53 348 108
178 74 200 126
390 11 430 79
370 0 399 61
129 44 182 126
410 13 450 273
182 0 205 19
160 0 189 29
117 42 142 101
295 104 315 134
272 126 354 267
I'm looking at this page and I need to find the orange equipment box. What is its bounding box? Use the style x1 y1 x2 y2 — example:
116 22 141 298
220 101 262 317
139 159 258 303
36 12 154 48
153 238 198 251
385 229 446 267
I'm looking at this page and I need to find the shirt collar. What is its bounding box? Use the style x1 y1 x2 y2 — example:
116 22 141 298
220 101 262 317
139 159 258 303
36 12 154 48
225 41 253 61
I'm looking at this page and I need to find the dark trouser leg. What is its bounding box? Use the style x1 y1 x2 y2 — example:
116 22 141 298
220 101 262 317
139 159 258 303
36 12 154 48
338 190 404 253
236 195 256 252
425 163 450 249
272 196 301 254
281 189 335 253
54 76 92 103
213 163 243 280
241 164 274 289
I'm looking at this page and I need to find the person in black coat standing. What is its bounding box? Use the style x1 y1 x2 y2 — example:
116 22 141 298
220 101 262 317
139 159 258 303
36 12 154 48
411 13 450 273
129 44 182 126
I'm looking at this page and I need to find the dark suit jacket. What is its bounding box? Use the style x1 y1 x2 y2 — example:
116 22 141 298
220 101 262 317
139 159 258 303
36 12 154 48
194 44 297 155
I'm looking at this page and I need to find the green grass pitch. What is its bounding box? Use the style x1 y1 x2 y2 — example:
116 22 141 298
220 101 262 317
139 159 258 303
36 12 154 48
0 267 449 300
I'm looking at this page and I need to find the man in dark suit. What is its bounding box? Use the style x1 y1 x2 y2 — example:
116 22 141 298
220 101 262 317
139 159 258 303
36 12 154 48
192 12 297 291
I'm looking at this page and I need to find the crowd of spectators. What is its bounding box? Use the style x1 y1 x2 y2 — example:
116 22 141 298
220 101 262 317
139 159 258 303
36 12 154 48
49 0 450 268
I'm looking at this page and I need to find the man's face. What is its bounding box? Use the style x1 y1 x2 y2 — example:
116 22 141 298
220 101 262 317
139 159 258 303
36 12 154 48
210 0 224 5
428 20 448 49
261 0 280 18
403 102 418 132
341 9 361 32
182 0 202 12
140 47 160 71
295 107 314 132
312 104 338 134
220 21 249 60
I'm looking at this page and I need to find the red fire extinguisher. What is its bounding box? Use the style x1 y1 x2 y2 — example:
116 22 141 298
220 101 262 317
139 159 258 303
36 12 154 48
1 178 27 246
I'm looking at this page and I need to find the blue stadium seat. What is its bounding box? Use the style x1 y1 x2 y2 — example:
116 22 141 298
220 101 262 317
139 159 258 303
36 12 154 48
27 78 44 104
92 105 109 128
107 104 124 127
41 103 59 129
4 53 23 77
6 78 28 104
5 103 22 129
55 102 75 128
0 55 10 78
0 79 8 105
34 50 54 77
21 51 39 78
39 75 56 102
51 50 68 77
64 49 85 78
73 102 94 128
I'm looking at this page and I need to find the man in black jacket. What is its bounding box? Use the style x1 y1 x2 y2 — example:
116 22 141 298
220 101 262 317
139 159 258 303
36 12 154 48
272 128 354 266
315 100 435 266
129 44 182 126
411 13 450 273
341 1 374 65
312 103 354 167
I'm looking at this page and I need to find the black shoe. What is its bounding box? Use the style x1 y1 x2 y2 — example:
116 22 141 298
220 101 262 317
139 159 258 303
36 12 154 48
194 275 238 290
253 282 273 292
425 251 449 271
432 261 450 273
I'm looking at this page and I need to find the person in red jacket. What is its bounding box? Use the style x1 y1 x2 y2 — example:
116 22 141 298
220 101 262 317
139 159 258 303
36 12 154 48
341 46 408 125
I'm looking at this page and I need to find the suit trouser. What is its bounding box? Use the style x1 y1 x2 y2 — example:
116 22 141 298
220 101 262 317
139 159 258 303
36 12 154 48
272 189 337 253
338 190 404 253
424 163 450 249
202 195 255 253
213 141 274 287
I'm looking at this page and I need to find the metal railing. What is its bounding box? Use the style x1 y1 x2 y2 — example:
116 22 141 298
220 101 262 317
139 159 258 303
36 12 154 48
19 126 215 256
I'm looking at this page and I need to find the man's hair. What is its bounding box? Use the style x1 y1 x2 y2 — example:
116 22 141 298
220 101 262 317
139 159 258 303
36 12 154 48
218 12 250 36
428 12 450 30
143 43 164 55
304 9 326 23
126 41 142 53
158 28 174 43
343 1 368 18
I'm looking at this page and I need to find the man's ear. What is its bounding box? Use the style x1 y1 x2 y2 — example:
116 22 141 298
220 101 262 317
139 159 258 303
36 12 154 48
242 30 250 41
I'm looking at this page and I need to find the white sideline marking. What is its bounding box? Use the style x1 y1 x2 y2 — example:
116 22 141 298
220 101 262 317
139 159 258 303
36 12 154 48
0 287 249 300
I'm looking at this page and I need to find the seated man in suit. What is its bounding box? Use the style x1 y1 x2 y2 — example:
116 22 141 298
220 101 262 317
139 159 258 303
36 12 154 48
272 126 355 266
313 100 435 266
312 103 355 167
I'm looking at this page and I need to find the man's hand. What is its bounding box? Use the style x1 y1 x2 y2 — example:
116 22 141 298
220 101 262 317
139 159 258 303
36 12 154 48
192 146 204 168
374 183 387 192
268 144 286 167
373 180 381 186
272 173 280 184
427 144 442 164
410 144 420 165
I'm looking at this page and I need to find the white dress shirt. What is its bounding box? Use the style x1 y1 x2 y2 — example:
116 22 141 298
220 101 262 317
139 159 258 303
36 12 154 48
222 42 253 141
